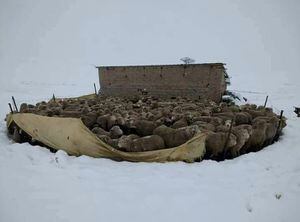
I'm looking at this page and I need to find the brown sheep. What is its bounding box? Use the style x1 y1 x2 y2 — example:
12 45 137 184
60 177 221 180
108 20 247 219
145 112 155 121
81 106 91 115
191 121 216 132
153 125 200 148
134 120 157 136
155 117 173 127
132 135 165 152
252 116 281 145
60 110 82 118
107 115 117 130
117 134 140 151
201 108 212 116
246 108 276 119
38 104 47 111
213 112 235 122
219 104 239 113
20 103 28 113
234 112 252 125
109 126 123 139
63 103 80 111
241 104 257 111
96 135 111 144
153 125 175 147
243 120 267 153
107 138 119 149
116 116 126 127
216 124 230 132
170 113 184 123
12 127 22 143
92 127 110 136
96 114 110 130
228 127 250 158
171 118 188 129
193 116 223 126
51 107 62 116
264 116 279 145
81 112 98 128
205 132 237 160
183 112 194 124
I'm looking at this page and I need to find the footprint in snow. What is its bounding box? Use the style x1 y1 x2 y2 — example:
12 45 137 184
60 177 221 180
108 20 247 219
275 193 282 200
246 202 253 213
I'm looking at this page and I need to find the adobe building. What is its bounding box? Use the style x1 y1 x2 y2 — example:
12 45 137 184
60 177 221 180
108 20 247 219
96 63 229 103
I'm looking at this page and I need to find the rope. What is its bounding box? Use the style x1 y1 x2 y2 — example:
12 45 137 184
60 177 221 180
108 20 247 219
230 89 283 115
229 89 267 95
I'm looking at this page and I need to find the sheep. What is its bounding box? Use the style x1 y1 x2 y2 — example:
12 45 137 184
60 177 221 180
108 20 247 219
60 110 82 118
14 94 287 157
96 134 111 144
106 115 117 130
107 138 119 149
153 125 200 148
243 120 267 153
241 104 257 111
227 127 250 158
191 121 215 132
218 104 240 113
134 120 157 136
234 112 252 125
81 112 98 128
12 127 22 143
193 116 223 126
205 132 237 160
19 103 28 113
245 108 276 119
252 116 281 145
109 126 123 139
96 114 110 130
132 135 165 152
171 118 188 129
117 134 140 151
116 116 126 127
92 127 110 136
213 112 235 122
264 116 279 145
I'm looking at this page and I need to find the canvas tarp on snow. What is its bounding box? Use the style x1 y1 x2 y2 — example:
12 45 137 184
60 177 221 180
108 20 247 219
6 113 207 162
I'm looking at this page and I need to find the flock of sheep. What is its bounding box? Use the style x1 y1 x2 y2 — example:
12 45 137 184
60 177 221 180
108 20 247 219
15 95 286 161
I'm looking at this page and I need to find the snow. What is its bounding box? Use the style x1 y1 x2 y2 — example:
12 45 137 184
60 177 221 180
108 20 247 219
1 0 300 222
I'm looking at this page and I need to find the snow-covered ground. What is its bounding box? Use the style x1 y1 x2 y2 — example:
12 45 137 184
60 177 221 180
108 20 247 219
2 81 300 222
1 1 300 222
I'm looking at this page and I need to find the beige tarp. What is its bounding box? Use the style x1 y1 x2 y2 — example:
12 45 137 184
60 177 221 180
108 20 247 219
6 113 207 163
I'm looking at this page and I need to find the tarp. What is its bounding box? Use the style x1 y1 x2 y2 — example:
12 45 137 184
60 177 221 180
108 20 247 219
6 113 207 163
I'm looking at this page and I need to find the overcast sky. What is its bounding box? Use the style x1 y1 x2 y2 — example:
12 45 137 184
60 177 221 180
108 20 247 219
0 0 299 91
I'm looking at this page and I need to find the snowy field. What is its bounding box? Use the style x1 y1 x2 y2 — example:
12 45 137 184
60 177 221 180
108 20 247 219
1 1 300 222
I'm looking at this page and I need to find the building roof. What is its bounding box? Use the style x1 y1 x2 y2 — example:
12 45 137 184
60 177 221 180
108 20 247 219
96 63 226 69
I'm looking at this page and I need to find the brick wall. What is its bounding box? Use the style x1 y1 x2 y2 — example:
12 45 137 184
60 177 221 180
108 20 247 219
98 63 226 102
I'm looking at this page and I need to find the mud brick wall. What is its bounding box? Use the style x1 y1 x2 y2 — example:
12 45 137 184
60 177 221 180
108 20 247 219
97 63 226 102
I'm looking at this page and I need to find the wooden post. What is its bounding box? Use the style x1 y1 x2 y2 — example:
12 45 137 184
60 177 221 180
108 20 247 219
8 103 13 113
274 110 284 142
12 96 18 112
263 95 269 108
223 117 234 159
94 83 97 95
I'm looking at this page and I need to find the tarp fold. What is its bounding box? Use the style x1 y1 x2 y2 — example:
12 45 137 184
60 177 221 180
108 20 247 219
6 113 206 162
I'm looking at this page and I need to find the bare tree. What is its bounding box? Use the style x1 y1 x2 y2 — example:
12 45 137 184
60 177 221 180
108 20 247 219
180 57 195 64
